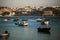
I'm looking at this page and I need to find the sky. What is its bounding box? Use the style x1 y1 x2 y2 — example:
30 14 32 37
0 0 60 7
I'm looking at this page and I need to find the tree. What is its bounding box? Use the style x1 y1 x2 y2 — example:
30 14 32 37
2 12 10 16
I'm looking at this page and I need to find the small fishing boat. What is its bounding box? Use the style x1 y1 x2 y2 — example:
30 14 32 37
38 20 50 33
0 31 9 38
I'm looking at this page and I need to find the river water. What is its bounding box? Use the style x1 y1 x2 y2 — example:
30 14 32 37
0 16 60 40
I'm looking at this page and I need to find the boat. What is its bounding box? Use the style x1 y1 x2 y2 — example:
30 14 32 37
37 27 50 33
15 20 20 25
19 21 29 26
15 21 29 26
35 18 43 22
13 19 19 21
4 19 8 21
22 21 29 26
0 31 9 38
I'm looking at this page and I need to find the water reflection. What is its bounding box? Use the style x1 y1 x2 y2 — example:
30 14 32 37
0 36 9 40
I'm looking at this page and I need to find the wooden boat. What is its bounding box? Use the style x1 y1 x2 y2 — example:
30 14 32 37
0 34 9 37
0 31 9 38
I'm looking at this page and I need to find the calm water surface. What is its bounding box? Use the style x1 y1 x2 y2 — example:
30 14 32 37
0 16 60 40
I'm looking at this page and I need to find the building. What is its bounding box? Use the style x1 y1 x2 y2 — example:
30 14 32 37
42 7 55 16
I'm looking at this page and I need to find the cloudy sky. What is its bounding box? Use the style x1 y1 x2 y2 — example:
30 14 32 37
0 0 60 7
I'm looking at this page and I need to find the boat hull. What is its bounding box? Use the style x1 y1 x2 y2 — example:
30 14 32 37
37 28 50 33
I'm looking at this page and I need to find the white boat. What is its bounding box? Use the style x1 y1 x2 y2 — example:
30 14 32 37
22 21 29 26
15 21 29 26
35 18 43 22
4 19 8 21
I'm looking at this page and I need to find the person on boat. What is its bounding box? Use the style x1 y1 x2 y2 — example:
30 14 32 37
4 31 9 34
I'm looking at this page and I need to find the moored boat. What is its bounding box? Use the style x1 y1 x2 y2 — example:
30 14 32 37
13 19 19 21
15 21 29 26
0 31 9 38
4 19 8 21
35 18 43 22
37 27 50 33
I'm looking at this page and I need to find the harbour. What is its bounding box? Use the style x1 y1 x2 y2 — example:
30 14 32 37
0 16 60 40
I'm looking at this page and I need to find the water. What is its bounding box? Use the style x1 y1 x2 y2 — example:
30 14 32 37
0 16 60 40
